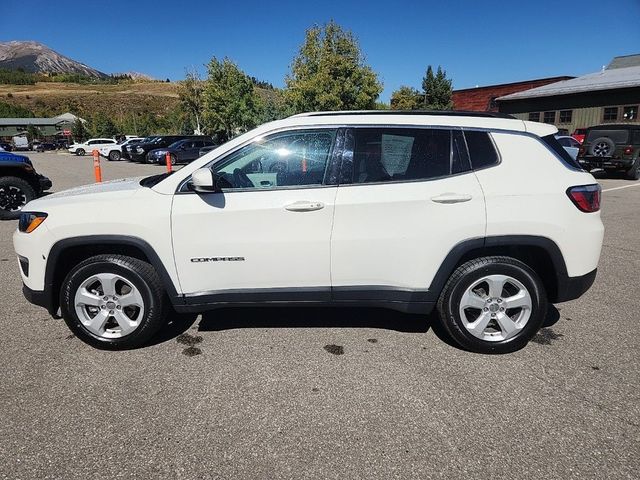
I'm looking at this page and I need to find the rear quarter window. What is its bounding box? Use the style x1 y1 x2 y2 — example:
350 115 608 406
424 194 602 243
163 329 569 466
464 130 499 170
586 129 629 144
541 134 582 170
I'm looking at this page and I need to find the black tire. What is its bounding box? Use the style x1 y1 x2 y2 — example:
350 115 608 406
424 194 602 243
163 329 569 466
108 150 121 161
0 176 37 220
588 137 615 157
437 256 548 354
76 148 85 156
170 154 177 166
60 255 167 350
624 158 640 180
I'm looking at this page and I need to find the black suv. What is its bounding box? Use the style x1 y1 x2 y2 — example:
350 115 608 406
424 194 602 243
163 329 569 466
0 151 52 220
129 135 210 163
578 124 640 180
147 138 217 165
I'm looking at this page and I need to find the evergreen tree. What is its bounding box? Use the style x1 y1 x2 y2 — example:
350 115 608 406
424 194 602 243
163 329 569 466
421 65 453 110
71 118 87 142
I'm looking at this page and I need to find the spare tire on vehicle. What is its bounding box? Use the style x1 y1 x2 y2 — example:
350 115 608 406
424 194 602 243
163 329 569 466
589 137 615 157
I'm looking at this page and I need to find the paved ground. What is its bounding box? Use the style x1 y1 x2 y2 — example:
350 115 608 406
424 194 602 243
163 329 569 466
1 152 639 479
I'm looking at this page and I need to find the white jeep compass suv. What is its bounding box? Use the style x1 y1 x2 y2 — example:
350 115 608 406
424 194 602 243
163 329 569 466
14 112 604 353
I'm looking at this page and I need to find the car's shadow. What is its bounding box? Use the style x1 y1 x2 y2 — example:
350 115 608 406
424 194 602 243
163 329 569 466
152 304 561 352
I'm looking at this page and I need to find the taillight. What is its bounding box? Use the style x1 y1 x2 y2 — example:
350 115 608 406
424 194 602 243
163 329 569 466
567 184 601 213
623 146 633 155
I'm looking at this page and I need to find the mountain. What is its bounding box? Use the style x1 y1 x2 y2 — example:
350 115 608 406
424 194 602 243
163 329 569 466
116 71 156 81
0 41 108 78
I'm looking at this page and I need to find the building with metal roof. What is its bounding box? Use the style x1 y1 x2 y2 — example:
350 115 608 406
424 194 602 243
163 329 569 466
0 113 85 138
495 56 640 135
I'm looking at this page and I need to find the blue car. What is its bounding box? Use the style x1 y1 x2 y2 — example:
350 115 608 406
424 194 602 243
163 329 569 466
0 151 52 220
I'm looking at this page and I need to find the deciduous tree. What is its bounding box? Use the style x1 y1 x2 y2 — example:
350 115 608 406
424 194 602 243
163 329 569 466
178 67 205 134
203 57 259 141
285 21 382 113
390 86 422 110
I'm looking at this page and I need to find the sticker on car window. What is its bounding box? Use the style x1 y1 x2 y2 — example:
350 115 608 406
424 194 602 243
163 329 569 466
381 134 414 175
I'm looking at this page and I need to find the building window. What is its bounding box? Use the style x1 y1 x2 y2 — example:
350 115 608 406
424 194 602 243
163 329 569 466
488 96 498 110
623 105 638 121
603 107 618 122
559 110 572 123
528 112 540 122
543 111 556 124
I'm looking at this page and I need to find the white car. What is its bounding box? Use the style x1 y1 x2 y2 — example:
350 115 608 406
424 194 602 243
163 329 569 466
68 138 117 156
14 111 604 353
555 135 581 161
99 137 144 161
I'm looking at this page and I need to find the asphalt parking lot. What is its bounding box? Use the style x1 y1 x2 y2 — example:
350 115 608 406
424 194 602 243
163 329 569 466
1 152 639 479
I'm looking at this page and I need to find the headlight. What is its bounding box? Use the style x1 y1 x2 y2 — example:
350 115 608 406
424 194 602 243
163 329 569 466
136 147 144 153
18 212 47 233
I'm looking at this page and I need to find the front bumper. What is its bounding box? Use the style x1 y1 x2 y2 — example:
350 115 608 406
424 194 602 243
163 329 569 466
37 174 52 192
579 156 634 170
22 284 60 318
129 152 147 162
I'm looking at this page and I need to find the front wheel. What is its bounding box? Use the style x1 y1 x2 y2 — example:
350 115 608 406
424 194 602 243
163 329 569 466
0 176 36 220
108 150 121 161
76 148 85 156
437 256 547 354
60 255 167 349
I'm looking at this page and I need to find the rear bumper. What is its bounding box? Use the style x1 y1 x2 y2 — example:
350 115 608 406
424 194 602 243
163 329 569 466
555 268 597 303
579 157 634 170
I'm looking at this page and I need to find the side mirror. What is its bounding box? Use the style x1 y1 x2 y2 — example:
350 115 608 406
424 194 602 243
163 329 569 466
191 168 221 193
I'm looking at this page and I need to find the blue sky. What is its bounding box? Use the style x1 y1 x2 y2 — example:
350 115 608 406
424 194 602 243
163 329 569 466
3 0 639 101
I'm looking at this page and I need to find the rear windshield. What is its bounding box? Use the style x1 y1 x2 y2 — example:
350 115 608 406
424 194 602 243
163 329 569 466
586 129 629 144
541 134 582 170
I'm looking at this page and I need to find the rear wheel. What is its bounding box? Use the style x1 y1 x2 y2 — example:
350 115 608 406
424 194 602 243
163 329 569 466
60 255 167 349
0 176 36 220
108 150 121 161
625 158 640 180
437 256 547 354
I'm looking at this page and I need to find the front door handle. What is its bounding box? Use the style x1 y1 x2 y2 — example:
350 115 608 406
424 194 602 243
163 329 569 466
284 201 325 212
431 193 473 204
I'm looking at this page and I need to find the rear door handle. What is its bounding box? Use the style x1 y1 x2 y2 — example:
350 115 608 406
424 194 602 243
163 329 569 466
431 193 473 204
284 201 325 212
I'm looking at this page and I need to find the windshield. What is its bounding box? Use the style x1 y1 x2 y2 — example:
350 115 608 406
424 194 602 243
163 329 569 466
586 129 629 144
168 140 186 149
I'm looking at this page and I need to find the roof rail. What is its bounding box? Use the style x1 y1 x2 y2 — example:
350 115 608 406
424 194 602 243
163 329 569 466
291 110 516 119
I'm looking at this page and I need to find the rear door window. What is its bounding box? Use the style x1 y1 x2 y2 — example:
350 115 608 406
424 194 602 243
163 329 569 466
341 127 470 184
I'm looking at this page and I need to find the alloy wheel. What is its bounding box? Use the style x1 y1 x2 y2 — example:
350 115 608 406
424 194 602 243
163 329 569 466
459 274 532 342
0 185 27 212
593 142 611 157
74 273 145 339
